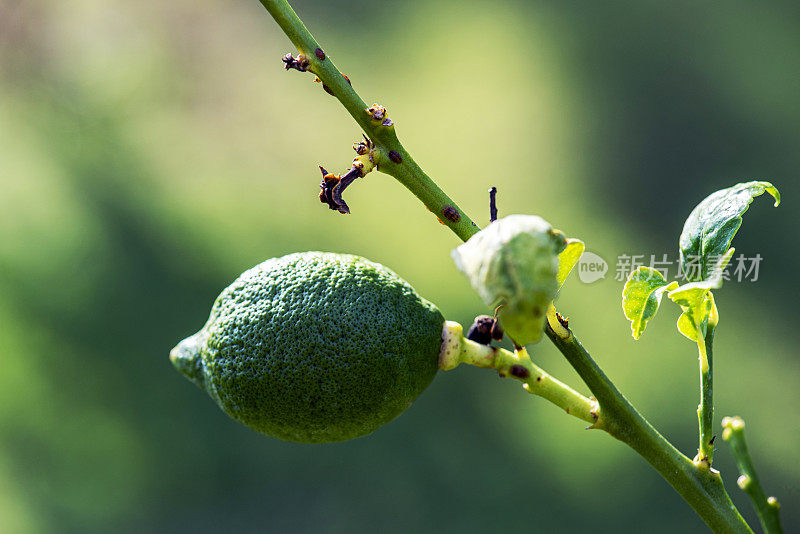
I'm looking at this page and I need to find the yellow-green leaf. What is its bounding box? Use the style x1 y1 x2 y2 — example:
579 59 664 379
622 266 678 340
557 239 585 290
668 249 732 341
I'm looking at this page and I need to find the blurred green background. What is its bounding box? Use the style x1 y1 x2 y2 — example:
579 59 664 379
1 0 798 532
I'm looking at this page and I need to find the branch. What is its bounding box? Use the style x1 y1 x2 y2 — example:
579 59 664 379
257 0 480 241
722 417 784 534
545 316 751 533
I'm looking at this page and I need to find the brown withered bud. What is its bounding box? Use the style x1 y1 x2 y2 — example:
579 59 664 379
282 53 309 72
466 315 504 345
490 318 504 341
353 135 374 155
317 165 365 215
318 167 341 211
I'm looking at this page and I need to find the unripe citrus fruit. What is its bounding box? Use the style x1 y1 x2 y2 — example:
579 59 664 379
170 252 444 443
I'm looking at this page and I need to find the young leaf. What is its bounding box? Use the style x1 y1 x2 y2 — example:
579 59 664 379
679 181 780 282
451 215 566 346
557 239 585 290
671 291 717 343
668 249 732 342
622 267 678 340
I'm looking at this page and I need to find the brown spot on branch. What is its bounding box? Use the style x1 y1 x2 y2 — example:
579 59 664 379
442 205 460 223
509 365 530 379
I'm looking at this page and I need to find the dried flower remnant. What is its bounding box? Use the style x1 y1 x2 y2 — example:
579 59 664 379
365 103 393 126
365 103 386 121
466 315 504 345
282 53 309 72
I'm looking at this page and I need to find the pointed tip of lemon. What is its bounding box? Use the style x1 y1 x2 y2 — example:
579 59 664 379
170 332 206 388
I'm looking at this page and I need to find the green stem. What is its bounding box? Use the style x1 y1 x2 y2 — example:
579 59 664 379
697 324 715 465
439 321 598 424
256 2 753 531
545 322 751 533
722 417 784 534
257 0 480 241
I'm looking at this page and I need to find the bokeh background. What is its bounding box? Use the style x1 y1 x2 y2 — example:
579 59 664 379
1 0 798 532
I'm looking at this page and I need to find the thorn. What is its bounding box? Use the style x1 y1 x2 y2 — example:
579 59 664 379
489 186 498 222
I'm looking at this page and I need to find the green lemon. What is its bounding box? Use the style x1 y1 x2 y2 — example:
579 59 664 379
170 252 444 443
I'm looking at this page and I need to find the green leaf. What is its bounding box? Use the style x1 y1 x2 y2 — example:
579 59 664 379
679 181 779 282
451 215 566 346
668 249 732 341
557 239 585 290
622 267 678 340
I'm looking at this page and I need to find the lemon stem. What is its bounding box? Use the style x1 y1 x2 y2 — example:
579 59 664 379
440 322 598 425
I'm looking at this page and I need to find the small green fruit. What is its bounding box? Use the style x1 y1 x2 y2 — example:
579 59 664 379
170 252 444 443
